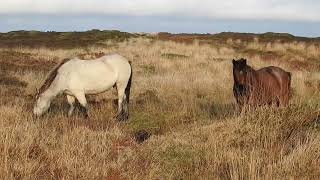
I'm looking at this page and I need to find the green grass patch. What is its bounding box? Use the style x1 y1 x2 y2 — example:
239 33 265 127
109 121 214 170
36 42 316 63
139 64 156 74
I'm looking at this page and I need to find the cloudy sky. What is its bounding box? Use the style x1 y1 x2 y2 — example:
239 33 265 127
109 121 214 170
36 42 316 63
1 0 320 37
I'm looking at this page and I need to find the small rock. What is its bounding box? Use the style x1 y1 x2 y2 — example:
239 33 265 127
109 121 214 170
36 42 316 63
134 130 151 143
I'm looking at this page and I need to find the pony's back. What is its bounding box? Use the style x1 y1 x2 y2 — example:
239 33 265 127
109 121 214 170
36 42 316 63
253 66 291 106
257 66 291 90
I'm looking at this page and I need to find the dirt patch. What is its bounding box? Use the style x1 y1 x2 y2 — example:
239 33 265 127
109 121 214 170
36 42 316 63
134 130 151 143
77 51 106 60
0 75 27 87
27 144 46 160
110 138 137 162
161 53 189 59
0 50 56 72
106 169 122 180
288 60 318 71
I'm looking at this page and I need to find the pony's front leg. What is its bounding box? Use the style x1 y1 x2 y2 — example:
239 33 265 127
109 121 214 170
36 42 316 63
73 92 89 118
66 95 76 117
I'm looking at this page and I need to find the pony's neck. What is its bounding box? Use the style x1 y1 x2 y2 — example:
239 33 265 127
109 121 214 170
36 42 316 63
245 65 255 73
39 88 60 102
245 65 257 86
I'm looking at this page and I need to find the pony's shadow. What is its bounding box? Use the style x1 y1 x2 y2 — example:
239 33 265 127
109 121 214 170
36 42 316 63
47 95 117 114
43 96 119 131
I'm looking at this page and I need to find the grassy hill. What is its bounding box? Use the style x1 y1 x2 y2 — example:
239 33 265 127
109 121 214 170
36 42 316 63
0 29 136 48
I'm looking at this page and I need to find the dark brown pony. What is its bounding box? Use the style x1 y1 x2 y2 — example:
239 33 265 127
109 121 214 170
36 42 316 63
232 58 291 110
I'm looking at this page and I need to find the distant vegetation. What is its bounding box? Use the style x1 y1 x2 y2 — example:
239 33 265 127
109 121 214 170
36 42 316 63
156 31 320 44
1 30 320 49
0 29 136 48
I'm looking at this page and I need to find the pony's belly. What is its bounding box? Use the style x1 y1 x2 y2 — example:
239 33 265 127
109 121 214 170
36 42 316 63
84 88 112 95
83 81 115 94
64 75 116 95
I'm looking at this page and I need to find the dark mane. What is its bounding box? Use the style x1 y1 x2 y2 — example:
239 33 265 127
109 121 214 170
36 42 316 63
244 65 257 86
233 58 256 86
37 58 71 97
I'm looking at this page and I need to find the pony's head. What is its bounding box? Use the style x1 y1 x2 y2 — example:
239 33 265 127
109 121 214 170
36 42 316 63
232 58 248 85
33 58 70 117
33 92 51 117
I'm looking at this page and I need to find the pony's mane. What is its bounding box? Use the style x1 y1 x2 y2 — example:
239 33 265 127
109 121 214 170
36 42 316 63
245 64 255 73
37 58 71 97
244 64 257 87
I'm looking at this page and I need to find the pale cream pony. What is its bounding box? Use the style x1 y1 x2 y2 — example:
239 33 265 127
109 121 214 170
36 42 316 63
33 54 132 121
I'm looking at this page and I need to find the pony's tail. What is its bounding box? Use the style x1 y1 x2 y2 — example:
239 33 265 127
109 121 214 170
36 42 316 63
125 61 133 103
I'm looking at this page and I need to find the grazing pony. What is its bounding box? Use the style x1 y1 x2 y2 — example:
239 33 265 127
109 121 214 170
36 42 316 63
232 58 291 110
33 54 132 121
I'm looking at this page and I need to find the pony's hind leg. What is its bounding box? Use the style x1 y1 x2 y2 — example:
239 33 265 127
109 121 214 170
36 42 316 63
73 92 89 118
115 83 128 121
66 95 76 117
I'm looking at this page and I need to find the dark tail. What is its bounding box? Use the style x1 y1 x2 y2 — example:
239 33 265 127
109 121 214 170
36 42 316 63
125 61 133 103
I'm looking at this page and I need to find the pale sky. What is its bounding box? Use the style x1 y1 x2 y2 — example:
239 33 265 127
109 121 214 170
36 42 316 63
1 0 320 37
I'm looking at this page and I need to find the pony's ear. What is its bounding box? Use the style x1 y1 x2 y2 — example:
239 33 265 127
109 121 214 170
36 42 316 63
232 59 236 64
242 59 247 65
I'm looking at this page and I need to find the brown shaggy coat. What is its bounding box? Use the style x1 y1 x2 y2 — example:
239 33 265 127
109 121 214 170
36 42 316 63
232 58 291 109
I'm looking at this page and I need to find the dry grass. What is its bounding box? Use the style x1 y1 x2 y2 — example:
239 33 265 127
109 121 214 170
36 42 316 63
1 36 320 179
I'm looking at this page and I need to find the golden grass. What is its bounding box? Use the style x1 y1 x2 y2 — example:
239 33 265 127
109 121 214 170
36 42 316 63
1 37 320 179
